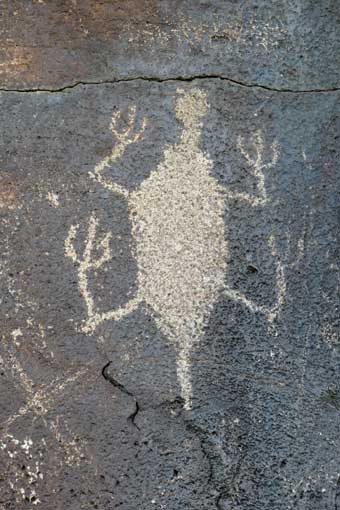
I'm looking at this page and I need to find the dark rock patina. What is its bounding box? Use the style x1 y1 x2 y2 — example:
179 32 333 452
0 2 339 509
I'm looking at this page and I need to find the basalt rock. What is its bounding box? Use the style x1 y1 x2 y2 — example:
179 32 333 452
0 3 339 510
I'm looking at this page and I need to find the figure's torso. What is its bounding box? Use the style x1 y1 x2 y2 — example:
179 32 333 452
129 142 227 337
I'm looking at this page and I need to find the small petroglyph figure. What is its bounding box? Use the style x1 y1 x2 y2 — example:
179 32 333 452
66 88 284 409
0 336 96 504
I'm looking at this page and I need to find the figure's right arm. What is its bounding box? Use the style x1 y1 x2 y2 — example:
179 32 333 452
89 105 147 198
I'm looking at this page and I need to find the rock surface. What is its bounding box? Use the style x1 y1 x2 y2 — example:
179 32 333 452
0 3 339 510
1 0 340 91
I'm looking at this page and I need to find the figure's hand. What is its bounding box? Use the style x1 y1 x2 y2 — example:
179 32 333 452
110 105 147 145
90 105 147 195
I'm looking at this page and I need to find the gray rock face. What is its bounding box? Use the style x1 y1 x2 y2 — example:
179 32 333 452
0 3 339 510
1 1 340 90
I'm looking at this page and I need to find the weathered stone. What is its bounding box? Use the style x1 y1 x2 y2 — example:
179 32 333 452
0 3 339 510
1 1 340 90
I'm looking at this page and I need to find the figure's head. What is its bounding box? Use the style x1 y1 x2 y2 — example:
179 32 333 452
175 88 209 129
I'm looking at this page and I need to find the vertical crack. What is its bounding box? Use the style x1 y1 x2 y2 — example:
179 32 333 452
101 362 140 430
128 401 140 430
101 361 134 397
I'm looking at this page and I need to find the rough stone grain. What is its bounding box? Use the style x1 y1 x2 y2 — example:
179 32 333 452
0 3 340 510
1 1 340 90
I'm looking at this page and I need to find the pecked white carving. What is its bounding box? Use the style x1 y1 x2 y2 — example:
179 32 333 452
65 88 284 409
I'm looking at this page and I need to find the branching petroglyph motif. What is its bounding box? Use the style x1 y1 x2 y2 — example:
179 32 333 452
0 335 96 505
226 130 279 206
221 131 285 325
66 88 287 409
89 105 147 198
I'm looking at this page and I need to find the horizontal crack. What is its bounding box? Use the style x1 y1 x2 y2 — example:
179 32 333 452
0 74 340 94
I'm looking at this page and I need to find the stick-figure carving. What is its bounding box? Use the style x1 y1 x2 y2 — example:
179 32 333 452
0 338 96 504
65 88 285 409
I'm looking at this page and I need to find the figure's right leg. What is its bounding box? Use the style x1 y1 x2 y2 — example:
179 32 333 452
82 295 142 334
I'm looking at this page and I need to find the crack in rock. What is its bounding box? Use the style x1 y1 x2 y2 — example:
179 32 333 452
101 361 134 397
101 361 140 430
1 75 340 94
127 401 140 431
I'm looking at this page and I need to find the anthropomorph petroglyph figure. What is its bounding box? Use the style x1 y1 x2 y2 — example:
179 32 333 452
65 88 284 409
0 334 97 505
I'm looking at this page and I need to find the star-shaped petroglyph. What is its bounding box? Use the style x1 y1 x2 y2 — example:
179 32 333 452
0 333 98 506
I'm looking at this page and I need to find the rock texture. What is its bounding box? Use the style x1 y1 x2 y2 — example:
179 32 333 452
0 2 339 510
1 0 340 91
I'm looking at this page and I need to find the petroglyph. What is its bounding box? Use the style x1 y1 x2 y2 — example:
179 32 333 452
46 191 60 208
89 105 147 198
66 88 287 409
0 334 95 505
232 130 279 206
